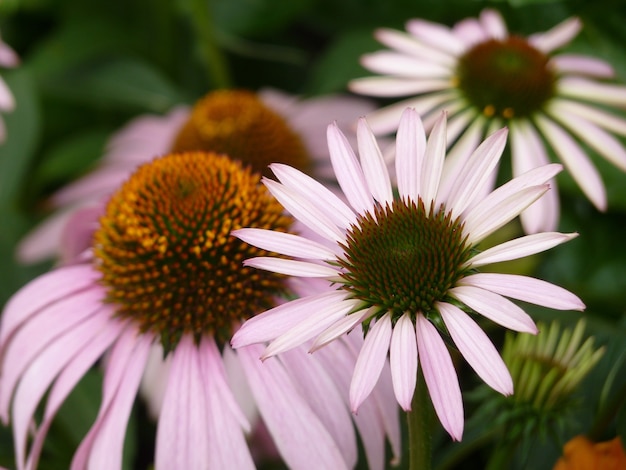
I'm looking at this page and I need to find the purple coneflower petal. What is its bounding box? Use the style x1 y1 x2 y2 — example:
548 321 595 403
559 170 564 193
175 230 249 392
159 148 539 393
238 344 349 470
449 285 538 333
360 51 450 78
374 28 456 65
460 273 586 311
535 114 607 210
310 308 372 352
263 299 361 358
390 313 418 411
350 313 393 412
231 290 350 347
233 228 337 261
552 54 614 78
348 77 453 97
479 9 507 40
405 19 465 55
552 98 626 137
243 257 339 278
327 123 375 215
469 232 578 267
262 178 346 243
437 302 513 395
395 108 426 201
357 117 393 205
269 163 357 230
0 78 14 110
558 76 626 106
420 111 447 205
51 167 131 207
415 315 463 441
454 17 489 45
280 348 358 468
529 17 581 53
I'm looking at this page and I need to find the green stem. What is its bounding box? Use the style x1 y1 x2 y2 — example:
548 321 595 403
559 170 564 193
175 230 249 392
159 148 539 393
189 0 231 89
407 367 432 470
588 379 626 440
485 438 519 470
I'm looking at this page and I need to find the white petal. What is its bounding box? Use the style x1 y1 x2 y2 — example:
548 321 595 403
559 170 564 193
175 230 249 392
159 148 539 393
348 77 453 98
395 108 426 201
449 285 538 333
528 17 581 53
420 111 447 205
310 308 371 352
480 9 507 40
233 228 337 260
437 302 513 395
405 19 465 55
350 314 393 411
558 76 626 106
552 98 626 137
243 257 339 278
389 313 418 411
357 118 393 205
373 28 457 66
360 51 450 78
551 54 614 78
460 272 586 311
469 232 578 267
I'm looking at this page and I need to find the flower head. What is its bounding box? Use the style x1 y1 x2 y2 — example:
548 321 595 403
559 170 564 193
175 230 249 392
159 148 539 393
350 9 626 233
17 88 381 264
0 28 19 143
231 108 585 440
1 151 400 469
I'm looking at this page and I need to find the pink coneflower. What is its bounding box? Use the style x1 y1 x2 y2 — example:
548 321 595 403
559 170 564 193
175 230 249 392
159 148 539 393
0 29 19 143
0 151 400 469
349 9 626 234
17 88 382 264
231 108 585 440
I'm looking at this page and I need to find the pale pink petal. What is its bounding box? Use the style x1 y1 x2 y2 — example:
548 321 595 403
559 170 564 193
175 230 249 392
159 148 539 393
509 121 560 233
262 178 346 243
395 108 426 201
449 285 538 333
360 51 450 78
350 314 393 412
415 315 463 441
280 347 357 467
51 166 133 207
232 228 337 260
460 273 586 311
535 114 607 210
551 54 614 78
238 344 349 470
269 163 357 230
437 302 513 395
154 335 211 470
221 344 257 425
139 344 171 419
199 339 254 469
420 111 447 205
231 291 349 347
310 308 372 352
348 77 453 98
463 185 549 244
528 17 581 53
0 264 100 347
453 18 489 45
0 41 19 67
357 118 393 205
0 78 14 111
389 313 418 411
547 107 626 171
373 28 457 66
558 76 626 106
327 123 374 215
469 232 578 267
59 204 103 263
86 335 151 470
552 98 626 137
12 312 112 469
446 128 508 218
405 19 466 55
243 257 339 278
263 299 361 358
25 322 123 470
16 209 76 264
480 9 507 40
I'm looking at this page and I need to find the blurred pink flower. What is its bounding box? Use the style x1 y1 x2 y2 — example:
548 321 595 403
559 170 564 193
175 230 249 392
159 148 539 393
350 9 626 234
0 29 19 143
17 89 383 264
231 108 585 441
1 152 400 469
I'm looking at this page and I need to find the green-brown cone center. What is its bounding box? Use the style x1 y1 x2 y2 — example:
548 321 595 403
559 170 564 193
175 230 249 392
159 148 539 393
456 37 556 120
338 199 472 324
171 90 312 176
93 151 293 353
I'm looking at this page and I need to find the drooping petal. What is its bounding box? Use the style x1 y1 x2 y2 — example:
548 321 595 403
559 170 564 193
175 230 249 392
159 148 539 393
357 118 393 206
389 313 418 411
231 291 349 348
243 257 339 278
449 285 538 333
395 108 426 201
468 232 578 267
232 228 338 260
415 315 463 441
528 17 581 53
437 302 513 395
238 344 349 470
460 273 586 311
350 314 393 412
327 123 375 215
